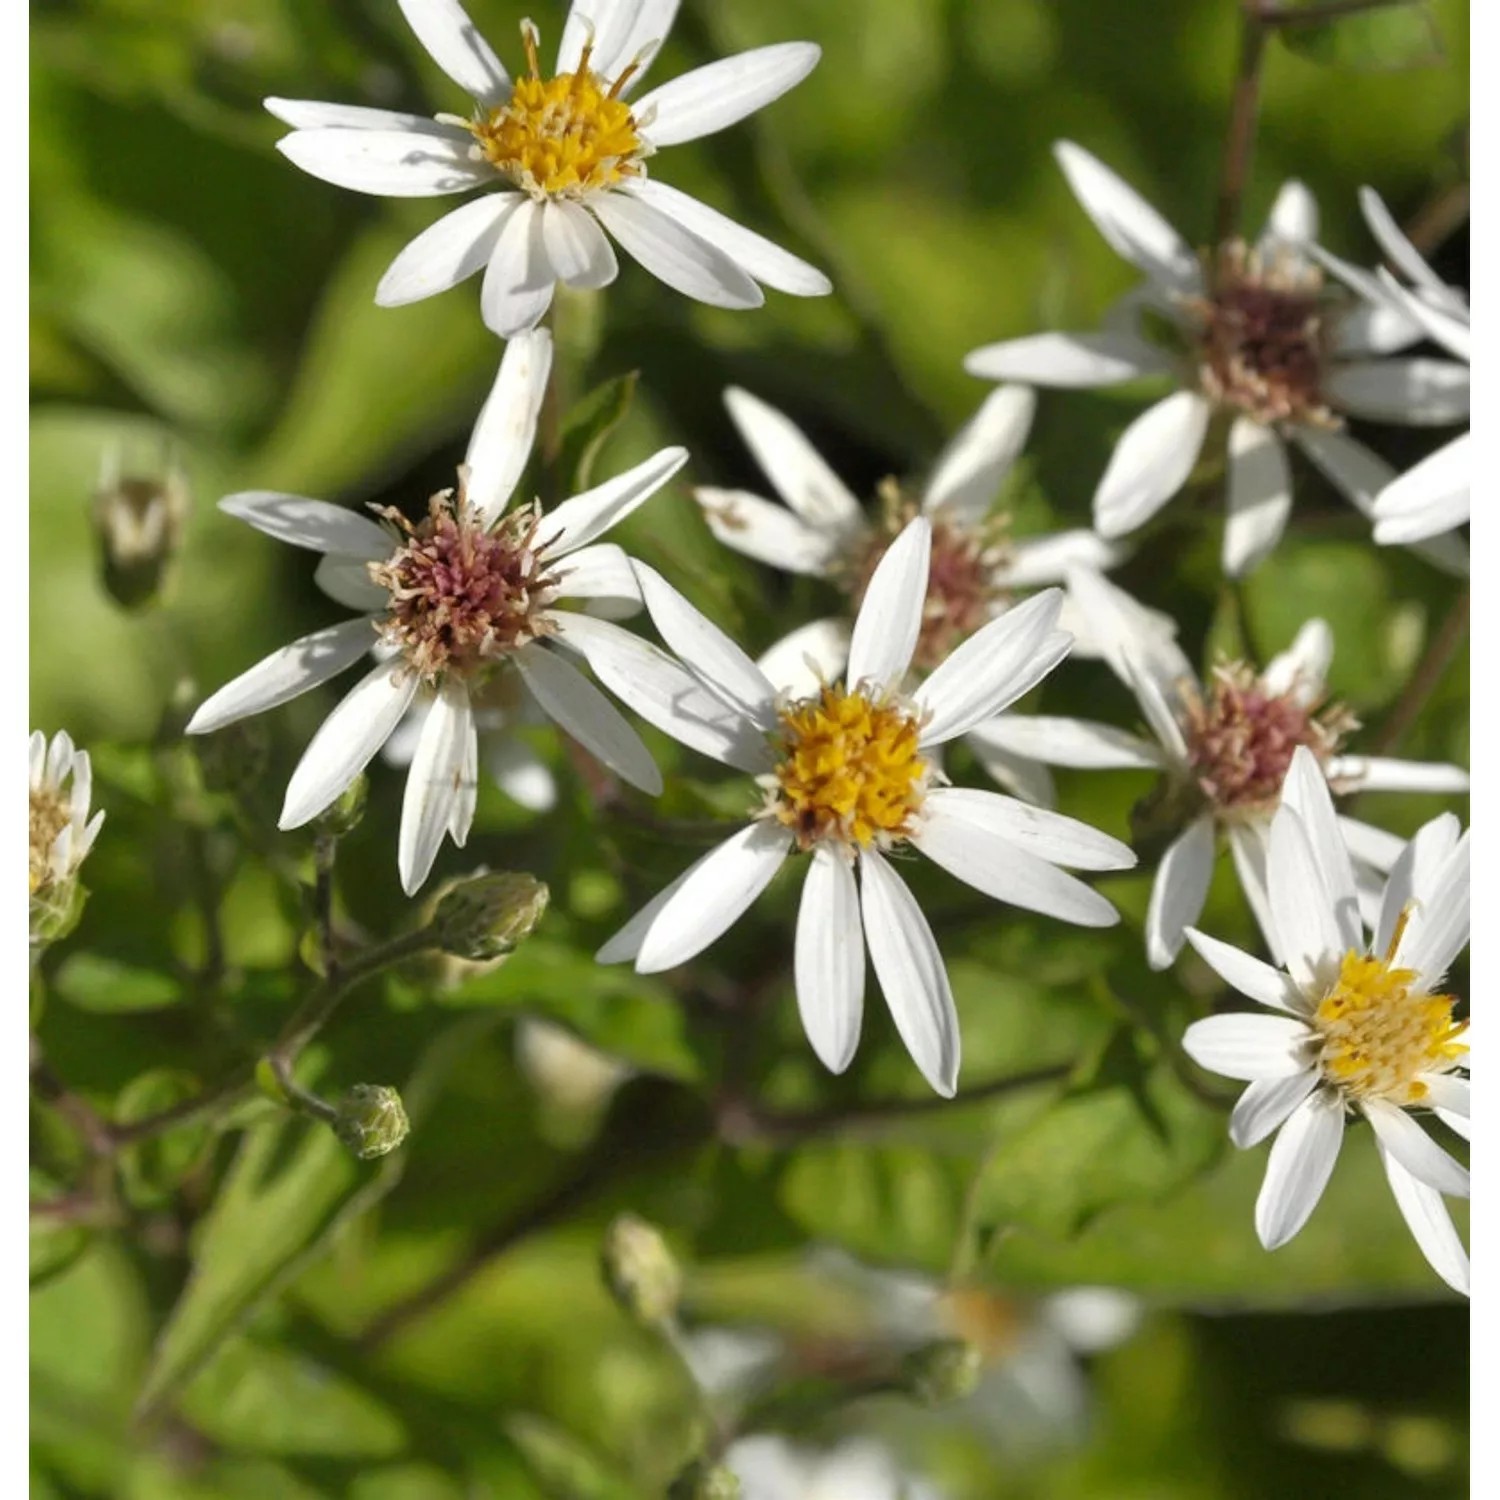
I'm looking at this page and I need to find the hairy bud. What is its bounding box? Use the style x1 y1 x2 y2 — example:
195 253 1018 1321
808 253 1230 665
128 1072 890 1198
668 1460 741 1500
93 445 190 611
29 875 87 957
601 1213 681 1328
433 871 549 961
901 1338 983 1407
333 1084 409 1160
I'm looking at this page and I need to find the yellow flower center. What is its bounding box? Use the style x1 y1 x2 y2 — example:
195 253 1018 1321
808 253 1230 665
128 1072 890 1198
771 685 928 851
29 785 70 894
1313 914 1467 1106
465 28 644 199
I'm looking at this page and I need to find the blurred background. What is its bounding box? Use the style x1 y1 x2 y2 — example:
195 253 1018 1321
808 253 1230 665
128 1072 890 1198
31 1 1469 1496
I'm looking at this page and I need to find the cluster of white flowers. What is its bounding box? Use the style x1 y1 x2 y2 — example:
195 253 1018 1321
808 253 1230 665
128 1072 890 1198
156 0 1468 1297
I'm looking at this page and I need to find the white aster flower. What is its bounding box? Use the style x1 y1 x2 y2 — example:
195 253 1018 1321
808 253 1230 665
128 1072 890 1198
966 568 1470 970
726 1435 941 1500
1181 746 1470 1294
29 730 105 900
964 142 1470 577
267 0 830 337
185 330 686 895
575 516 1135 1096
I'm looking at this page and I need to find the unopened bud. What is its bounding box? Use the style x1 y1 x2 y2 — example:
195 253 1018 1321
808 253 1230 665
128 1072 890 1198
333 1084 409 1160
29 876 86 957
317 774 368 838
93 445 190 610
601 1213 681 1328
901 1338 983 1407
433 871 548 961
194 718 271 798
668 1460 740 1500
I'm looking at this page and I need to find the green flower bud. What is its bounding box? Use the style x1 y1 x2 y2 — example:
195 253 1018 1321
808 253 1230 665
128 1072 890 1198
194 718 271 798
333 1084 409 1160
900 1338 983 1407
601 1213 681 1329
29 876 86 957
93 445 190 611
317 773 368 838
668 1460 740 1500
433 871 549 961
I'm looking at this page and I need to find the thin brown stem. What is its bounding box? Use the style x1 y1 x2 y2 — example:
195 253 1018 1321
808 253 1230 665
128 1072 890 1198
1368 586 1469 756
31 1047 115 1158
1214 4 1270 249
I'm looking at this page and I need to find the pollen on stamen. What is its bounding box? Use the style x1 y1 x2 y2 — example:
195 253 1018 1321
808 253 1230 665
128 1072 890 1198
768 682 931 852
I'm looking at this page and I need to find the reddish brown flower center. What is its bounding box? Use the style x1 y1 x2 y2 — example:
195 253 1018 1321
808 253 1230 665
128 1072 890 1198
368 488 557 680
1192 241 1334 427
1182 661 1356 819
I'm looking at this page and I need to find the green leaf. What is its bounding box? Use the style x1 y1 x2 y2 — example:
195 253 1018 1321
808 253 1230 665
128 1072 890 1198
504 1413 647 1500
115 1068 214 1207
53 952 184 1013
557 372 639 495
1278 1 1444 72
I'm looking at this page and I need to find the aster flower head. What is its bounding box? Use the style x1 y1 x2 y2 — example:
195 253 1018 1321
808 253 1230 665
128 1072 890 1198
1181 747 1469 1295
267 0 830 337
574 516 1136 1096
966 569 1469 969
964 143 1470 577
186 331 687 895
30 730 106 950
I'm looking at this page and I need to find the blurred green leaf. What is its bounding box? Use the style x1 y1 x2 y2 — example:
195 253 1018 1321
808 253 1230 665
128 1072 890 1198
558 372 640 495
116 1068 214 1207
54 952 185 1013
504 1413 646 1500
1278 2 1444 72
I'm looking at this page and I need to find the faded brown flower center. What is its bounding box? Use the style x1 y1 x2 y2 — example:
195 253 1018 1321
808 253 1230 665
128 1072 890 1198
1182 661 1356 820
369 488 558 681
29 786 70 894
1191 241 1335 427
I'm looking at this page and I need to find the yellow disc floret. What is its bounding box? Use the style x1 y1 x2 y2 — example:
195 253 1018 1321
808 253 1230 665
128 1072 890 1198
772 685 928 851
465 27 644 199
1313 912 1467 1106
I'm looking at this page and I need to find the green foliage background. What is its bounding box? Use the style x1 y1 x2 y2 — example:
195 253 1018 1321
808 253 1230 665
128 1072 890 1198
31 1 1470 1496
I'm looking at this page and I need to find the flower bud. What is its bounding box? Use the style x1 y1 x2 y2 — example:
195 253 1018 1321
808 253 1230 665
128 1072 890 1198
93 445 190 611
194 718 271 798
601 1213 681 1329
333 1084 409 1160
900 1338 983 1407
432 871 549 961
668 1460 741 1500
29 875 87 956
316 773 368 839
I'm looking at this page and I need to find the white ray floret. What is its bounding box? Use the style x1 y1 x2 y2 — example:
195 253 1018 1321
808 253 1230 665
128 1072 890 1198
186 331 685 895
1181 747 1470 1294
579 516 1135 1096
726 1436 941 1500
964 143 1469 577
266 0 830 336
29 730 106 899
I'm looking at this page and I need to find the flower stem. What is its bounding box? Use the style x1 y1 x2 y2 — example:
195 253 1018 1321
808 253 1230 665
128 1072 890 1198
1368 585 1469 756
1214 4 1271 248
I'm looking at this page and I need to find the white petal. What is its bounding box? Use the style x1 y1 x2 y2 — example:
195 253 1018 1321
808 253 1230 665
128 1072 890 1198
1376 1142 1469 1296
1422 1073 1469 1133
1145 815 1215 969
1327 756 1470 796
636 43 821 147
634 821 792 972
1373 433 1471 544
265 98 460 133
186 619 375 736
912 798 1121 927
536 446 689 557
1118 655 1190 766
596 860 698 965
1260 619 1332 703
1362 1099 1468 1198
1227 822 1280 964
1222 417 1292 578
1261 179 1318 247
961 737 1057 808
795 845 865 1074
1255 1089 1344 1250
397 0 511 104
694 487 842 575
1181 1013 1313 1081
513 642 662 794
991 529 1125 589
1330 297 1426 358
1229 1071 1320 1149
398 679 473 895
1358 188 1450 298
550 612 773 773
721 387 864 532
963 713 1162 770
1183 927 1305 1014
276 126 490 196
551 543 641 612
1092 391 1212 539
29 731 46 787
963 330 1171 387
1375 811 1459 957
755 618 851 699
1053 141 1200 290
314 554 387 612
481 198 557 338
464 326 553 524
1395 831 1469 992
1340 815 1406 874
633 563 777 728
1061 565 1193 691
591 190 763 310
375 194 517 306
1278 746 1362 952
922 385 1036 523
922 786 1134 871
485 734 556 812
280 659 419 828
1324 359 1469 427
1267 804 1342 993
915 590 1071 745
219 492 391 558
558 0 681 90
1374 269 1470 360
845 515 930 691
541 199 619 290
449 707 479 844
860 850 961 1097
